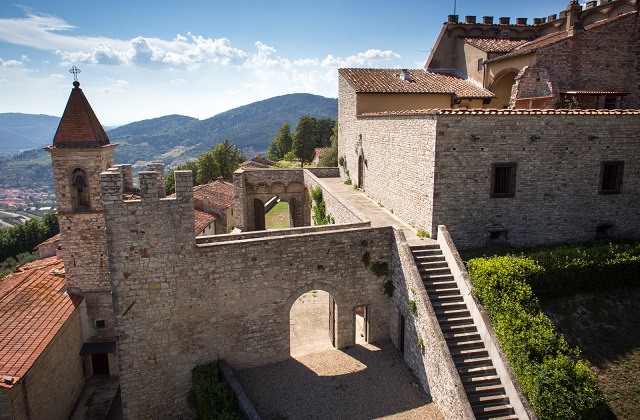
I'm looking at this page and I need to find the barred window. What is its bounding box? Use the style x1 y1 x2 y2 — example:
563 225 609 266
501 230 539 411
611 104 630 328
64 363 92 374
599 161 624 194
491 163 517 197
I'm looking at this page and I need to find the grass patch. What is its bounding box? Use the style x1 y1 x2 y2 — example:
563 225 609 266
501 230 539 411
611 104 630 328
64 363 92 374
265 201 290 229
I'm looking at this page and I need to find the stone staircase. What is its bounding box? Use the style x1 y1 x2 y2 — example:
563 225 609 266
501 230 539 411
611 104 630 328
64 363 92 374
411 244 518 420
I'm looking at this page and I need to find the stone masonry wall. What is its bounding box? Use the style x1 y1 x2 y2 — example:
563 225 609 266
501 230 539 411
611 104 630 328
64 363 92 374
432 112 640 247
7 307 85 420
102 170 394 419
339 75 438 234
303 170 367 224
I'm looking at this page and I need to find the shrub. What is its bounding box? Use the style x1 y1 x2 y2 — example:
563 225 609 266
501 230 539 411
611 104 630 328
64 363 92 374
408 300 417 316
191 362 241 420
467 256 605 419
371 261 389 277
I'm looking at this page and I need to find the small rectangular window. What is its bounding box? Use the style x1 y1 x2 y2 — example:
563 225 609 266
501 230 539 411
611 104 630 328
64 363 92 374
491 163 517 197
596 224 613 239
95 320 106 329
489 230 509 243
599 161 624 194
478 58 484 72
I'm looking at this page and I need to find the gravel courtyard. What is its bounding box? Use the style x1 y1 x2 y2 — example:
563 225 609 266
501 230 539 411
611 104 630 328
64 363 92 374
235 291 443 419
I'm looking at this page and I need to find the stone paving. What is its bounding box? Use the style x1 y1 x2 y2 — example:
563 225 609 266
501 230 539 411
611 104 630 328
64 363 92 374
319 177 436 247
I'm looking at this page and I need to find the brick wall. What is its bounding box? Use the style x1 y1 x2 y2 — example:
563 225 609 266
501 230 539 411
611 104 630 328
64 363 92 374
101 170 394 418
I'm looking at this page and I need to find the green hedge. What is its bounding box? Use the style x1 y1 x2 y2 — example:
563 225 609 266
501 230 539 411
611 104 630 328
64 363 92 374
191 362 241 420
467 256 605 419
525 241 640 297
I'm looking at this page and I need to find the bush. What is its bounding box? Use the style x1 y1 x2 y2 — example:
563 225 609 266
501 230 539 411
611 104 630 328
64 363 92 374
467 256 605 419
191 362 241 420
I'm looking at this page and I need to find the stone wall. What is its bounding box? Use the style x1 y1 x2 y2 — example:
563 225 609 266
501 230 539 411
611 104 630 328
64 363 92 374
101 170 394 419
432 111 640 247
4 308 85 420
303 170 368 224
390 229 475 420
338 75 438 234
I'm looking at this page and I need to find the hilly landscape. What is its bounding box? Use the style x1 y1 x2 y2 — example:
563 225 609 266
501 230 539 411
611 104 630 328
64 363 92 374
0 93 337 189
0 113 61 156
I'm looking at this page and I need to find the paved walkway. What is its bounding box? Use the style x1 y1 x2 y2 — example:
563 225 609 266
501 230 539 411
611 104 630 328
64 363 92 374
320 177 436 247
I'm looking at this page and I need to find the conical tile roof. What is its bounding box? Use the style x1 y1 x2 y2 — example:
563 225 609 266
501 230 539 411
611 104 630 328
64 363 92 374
52 81 110 148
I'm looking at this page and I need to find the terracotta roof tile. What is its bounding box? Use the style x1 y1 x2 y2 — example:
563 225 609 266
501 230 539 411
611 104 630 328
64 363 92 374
51 82 111 149
358 108 640 117
463 37 530 53
194 209 217 235
339 68 494 98
241 161 272 169
0 257 81 388
192 179 234 208
36 233 61 248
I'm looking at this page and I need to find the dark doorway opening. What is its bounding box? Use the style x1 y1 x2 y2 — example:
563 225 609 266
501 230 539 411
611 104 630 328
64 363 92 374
91 353 110 376
358 155 364 189
254 198 265 230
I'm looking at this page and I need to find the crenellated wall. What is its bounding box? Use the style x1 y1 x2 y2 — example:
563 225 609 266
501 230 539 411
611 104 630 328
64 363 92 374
101 169 395 419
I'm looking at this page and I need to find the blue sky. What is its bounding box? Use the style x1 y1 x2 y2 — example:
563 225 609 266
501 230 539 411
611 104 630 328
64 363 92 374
1 1 575 125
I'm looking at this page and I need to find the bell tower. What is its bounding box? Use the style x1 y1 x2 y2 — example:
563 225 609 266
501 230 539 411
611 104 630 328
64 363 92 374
45 76 118 344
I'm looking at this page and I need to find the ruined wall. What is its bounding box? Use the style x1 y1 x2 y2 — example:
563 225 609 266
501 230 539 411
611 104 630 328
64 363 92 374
535 11 639 108
339 75 438 234
432 111 640 247
102 170 394 419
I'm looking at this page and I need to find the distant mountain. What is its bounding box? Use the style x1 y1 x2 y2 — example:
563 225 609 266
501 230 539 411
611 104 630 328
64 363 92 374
0 93 337 189
110 93 337 167
0 113 60 156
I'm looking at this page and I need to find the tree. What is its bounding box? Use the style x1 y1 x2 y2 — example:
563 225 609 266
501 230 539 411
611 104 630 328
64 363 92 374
293 115 318 167
315 118 335 148
267 123 294 161
319 123 338 167
210 139 246 182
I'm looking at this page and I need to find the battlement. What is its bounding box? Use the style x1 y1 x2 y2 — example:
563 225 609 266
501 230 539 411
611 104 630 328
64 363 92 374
100 168 192 205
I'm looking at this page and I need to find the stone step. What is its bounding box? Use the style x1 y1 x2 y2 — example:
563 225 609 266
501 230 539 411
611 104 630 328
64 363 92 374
422 273 455 282
455 356 494 368
410 244 441 251
437 315 473 326
476 414 518 420
415 260 448 269
440 323 478 334
460 374 502 387
450 339 485 351
425 279 457 289
473 403 515 419
413 254 446 263
451 347 489 360
458 364 497 378
426 286 461 296
434 308 470 318
429 293 464 304
419 267 452 276
464 383 507 398
468 393 509 407
442 331 481 341
431 300 467 311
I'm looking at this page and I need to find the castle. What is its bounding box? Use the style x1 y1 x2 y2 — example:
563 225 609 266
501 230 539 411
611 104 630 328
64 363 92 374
1 1 639 419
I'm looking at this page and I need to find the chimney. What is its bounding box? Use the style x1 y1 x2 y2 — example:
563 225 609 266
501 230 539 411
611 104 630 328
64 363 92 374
600 0 611 5
548 14 557 22
516 18 528 25
448 15 459 24
499 17 511 25
465 15 476 24
569 20 584 36
399 70 412 81
586 1 597 9
482 16 494 25
533 18 543 25
566 0 582 30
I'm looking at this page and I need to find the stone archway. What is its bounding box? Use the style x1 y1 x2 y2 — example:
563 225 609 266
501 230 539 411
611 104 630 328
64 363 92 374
490 69 520 109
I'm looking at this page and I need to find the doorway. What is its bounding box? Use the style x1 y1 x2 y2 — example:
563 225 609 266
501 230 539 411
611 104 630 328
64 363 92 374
254 198 265 230
399 315 406 354
355 305 368 344
91 353 110 376
289 290 336 358
358 155 364 189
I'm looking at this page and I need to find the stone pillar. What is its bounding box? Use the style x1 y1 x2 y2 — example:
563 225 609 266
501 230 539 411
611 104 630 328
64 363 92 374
147 163 166 198
139 171 159 202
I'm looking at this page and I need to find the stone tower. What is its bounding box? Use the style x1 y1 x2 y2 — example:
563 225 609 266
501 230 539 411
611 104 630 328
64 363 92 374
45 80 118 343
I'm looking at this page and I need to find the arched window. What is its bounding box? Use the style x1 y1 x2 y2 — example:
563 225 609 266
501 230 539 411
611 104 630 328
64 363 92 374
71 168 89 211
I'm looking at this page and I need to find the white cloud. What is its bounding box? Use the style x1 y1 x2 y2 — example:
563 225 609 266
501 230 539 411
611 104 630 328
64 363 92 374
0 58 23 67
320 49 401 68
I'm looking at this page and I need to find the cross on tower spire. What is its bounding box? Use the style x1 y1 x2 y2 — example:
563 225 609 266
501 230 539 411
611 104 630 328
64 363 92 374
69 65 81 82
